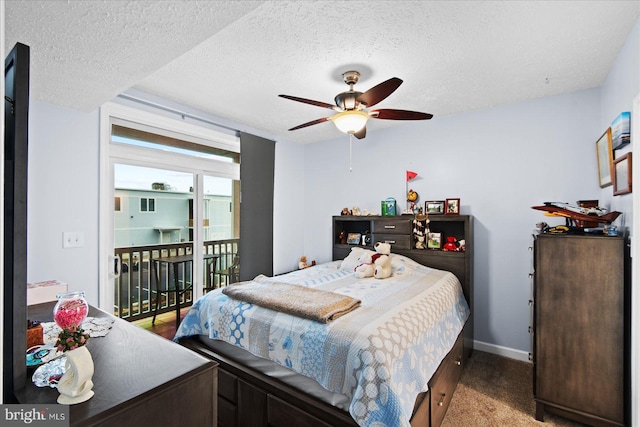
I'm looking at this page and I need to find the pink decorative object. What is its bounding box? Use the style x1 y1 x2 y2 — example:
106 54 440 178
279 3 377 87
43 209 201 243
53 291 89 329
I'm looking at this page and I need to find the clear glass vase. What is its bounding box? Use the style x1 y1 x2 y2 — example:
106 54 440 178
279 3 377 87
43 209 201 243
53 291 89 329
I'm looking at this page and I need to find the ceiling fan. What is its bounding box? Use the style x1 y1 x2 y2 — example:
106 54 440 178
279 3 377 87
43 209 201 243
279 70 433 139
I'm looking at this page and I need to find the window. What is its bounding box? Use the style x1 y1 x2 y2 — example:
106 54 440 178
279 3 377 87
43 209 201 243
140 197 155 212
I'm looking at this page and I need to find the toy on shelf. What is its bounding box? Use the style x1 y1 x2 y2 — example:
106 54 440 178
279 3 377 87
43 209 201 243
532 202 621 227
412 211 430 249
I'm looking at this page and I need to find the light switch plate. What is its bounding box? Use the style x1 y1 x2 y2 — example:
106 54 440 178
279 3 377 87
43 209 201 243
63 231 84 248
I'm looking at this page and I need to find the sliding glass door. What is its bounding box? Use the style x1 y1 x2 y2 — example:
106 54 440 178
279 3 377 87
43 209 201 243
99 102 240 319
113 164 196 321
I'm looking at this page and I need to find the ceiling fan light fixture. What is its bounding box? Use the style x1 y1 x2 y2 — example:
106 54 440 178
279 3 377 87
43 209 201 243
331 110 369 134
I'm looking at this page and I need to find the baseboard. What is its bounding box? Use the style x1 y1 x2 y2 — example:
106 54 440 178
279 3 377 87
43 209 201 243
473 340 531 363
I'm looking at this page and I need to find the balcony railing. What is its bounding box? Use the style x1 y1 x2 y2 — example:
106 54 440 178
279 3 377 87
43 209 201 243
114 238 239 322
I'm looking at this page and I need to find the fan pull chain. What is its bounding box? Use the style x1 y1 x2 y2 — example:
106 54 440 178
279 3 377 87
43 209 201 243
349 133 353 172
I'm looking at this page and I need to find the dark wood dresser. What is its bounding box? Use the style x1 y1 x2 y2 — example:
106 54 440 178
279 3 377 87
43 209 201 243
17 303 218 427
532 233 629 426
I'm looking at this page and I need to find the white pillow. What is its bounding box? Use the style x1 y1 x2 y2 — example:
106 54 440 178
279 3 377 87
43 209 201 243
339 247 375 271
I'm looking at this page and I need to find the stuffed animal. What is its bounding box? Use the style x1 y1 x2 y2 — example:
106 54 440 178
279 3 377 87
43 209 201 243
299 256 316 269
372 242 392 279
354 251 375 278
443 236 458 251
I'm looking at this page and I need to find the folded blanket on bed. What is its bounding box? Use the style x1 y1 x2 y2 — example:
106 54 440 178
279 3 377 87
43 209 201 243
222 280 361 323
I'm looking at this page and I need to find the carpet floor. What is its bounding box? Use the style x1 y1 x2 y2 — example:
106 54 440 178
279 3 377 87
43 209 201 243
441 351 587 427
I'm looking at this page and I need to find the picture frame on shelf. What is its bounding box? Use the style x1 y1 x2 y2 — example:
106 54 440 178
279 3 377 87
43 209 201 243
596 128 614 188
613 152 632 196
346 233 362 245
445 198 460 215
425 200 445 215
427 232 442 249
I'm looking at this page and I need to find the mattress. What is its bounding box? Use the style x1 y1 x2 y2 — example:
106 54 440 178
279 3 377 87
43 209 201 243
175 253 469 427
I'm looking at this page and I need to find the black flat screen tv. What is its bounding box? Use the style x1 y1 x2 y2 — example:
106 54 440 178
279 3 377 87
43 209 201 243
3 42 29 402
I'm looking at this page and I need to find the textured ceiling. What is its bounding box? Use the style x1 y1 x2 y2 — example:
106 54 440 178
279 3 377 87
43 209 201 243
5 1 640 144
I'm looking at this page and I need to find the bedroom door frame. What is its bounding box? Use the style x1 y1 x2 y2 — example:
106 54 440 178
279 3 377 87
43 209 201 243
98 102 239 314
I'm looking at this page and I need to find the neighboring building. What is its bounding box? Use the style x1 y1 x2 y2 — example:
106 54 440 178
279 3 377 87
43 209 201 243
114 188 233 247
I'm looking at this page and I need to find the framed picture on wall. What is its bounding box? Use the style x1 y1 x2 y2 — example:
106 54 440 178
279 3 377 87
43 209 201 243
613 152 632 196
596 128 614 188
445 198 460 215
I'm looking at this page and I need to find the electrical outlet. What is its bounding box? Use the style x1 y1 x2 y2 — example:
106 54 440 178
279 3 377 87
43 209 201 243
62 231 84 248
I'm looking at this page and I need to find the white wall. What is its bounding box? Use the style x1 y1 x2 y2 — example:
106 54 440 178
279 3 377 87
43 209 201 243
600 19 639 226
27 101 100 304
273 138 306 273
303 88 602 354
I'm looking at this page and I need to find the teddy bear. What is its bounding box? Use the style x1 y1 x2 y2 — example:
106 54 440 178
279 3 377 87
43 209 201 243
354 251 375 278
443 236 458 251
372 242 392 279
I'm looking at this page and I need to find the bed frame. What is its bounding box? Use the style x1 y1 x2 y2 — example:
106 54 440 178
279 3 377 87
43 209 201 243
181 215 474 426
180 324 468 427
179 251 473 426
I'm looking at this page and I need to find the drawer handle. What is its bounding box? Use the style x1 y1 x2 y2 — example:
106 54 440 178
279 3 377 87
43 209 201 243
528 247 533 251
437 393 446 407
528 273 533 279
384 225 396 229
455 357 462 366
528 326 532 334
528 300 533 306
385 240 396 244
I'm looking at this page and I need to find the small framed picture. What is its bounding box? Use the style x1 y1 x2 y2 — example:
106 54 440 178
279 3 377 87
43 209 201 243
425 200 445 215
445 198 460 215
613 152 632 196
346 233 362 245
427 232 442 249
596 128 614 188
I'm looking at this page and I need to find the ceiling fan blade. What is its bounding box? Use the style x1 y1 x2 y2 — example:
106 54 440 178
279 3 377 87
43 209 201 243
354 127 366 139
370 109 433 120
288 117 331 131
279 94 336 110
357 77 403 107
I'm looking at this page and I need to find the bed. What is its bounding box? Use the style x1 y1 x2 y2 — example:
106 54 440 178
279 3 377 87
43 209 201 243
176 249 471 427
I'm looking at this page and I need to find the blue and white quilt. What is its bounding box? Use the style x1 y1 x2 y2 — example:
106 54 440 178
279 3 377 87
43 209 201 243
175 253 469 427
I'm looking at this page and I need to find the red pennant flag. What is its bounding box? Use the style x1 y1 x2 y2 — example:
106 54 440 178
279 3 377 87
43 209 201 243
406 170 418 182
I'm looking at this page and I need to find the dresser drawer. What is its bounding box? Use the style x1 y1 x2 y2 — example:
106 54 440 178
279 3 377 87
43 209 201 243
218 396 237 427
372 218 412 234
429 334 464 427
267 394 334 427
372 233 412 250
218 368 238 403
